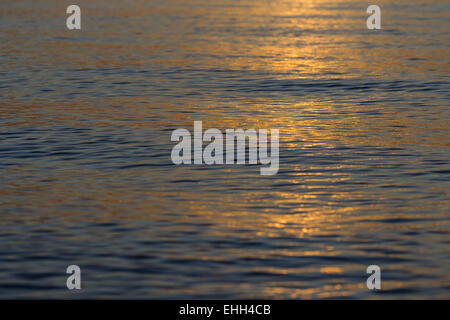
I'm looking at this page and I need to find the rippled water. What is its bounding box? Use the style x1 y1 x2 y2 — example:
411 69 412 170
0 0 449 299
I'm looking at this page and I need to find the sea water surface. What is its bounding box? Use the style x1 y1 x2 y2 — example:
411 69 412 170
0 0 449 298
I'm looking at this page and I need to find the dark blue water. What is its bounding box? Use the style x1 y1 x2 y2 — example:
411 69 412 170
0 0 449 298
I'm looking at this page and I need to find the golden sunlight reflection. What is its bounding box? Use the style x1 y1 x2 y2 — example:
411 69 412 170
1 0 449 299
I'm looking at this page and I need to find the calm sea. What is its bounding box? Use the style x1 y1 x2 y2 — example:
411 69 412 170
0 0 449 298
